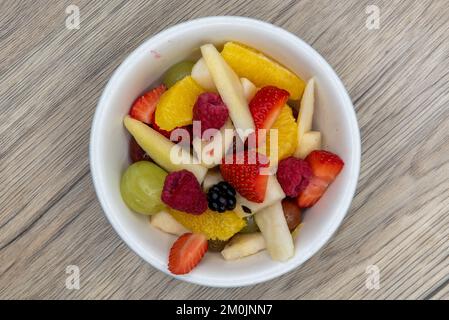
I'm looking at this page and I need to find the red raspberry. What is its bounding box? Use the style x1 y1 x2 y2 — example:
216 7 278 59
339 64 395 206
161 170 207 215
276 157 312 197
193 93 229 137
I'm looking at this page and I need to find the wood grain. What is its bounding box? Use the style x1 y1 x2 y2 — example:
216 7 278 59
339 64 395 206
0 0 448 299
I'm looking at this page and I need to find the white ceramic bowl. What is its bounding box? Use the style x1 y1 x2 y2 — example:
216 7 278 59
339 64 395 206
90 16 361 287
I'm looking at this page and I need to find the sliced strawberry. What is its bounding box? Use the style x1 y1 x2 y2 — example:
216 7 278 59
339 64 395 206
152 121 172 139
297 176 328 208
297 150 344 208
306 150 344 184
129 137 152 163
249 86 289 130
129 84 166 124
168 233 208 275
220 151 269 203
152 122 192 145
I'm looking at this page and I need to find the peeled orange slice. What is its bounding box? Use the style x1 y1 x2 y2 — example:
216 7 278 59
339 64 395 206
155 76 205 131
263 105 298 162
221 42 306 100
169 208 246 241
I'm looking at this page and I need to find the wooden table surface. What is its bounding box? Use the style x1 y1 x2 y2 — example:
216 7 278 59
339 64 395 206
1 0 448 300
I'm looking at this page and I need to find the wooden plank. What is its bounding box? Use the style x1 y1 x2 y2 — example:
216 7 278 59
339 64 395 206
0 0 448 299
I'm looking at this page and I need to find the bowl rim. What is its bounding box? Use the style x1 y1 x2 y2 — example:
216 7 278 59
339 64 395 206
90 16 361 287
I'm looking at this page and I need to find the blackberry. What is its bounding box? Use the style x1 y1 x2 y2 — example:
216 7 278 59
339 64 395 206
207 181 237 213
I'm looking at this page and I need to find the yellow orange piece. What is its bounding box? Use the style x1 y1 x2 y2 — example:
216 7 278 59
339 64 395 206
155 76 205 131
221 42 306 100
262 105 298 162
169 208 246 241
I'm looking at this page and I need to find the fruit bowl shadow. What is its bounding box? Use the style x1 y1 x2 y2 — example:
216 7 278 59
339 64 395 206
90 16 361 287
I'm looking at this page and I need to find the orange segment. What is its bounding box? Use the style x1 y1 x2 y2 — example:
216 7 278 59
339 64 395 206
221 42 306 100
169 208 246 241
155 76 205 131
262 105 298 162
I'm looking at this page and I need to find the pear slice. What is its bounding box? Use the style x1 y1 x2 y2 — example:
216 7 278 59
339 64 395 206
221 233 266 260
296 131 322 159
234 175 285 217
202 169 223 192
200 44 255 141
191 58 217 92
192 119 235 168
124 116 207 182
294 78 315 157
150 210 189 236
240 77 258 102
255 201 294 261
191 59 257 103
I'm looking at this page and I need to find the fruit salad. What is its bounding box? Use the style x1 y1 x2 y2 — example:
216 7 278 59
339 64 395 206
121 42 345 275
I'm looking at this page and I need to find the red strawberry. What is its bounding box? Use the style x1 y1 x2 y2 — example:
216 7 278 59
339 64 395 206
220 151 269 203
129 84 166 124
249 86 289 130
151 121 172 138
297 150 344 208
129 137 152 163
297 176 329 208
152 122 193 146
306 150 344 184
168 233 208 275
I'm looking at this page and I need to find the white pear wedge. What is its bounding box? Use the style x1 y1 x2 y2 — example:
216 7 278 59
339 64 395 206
296 131 322 159
202 169 223 192
295 78 315 157
150 210 189 236
255 201 294 261
191 58 217 92
221 233 266 260
240 77 258 102
124 116 207 182
192 119 235 168
200 44 255 141
192 59 257 103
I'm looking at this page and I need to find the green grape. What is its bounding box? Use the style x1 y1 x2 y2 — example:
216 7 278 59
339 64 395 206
120 161 168 215
239 215 259 234
163 61 195 88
